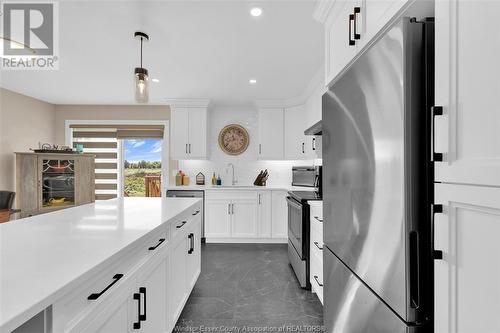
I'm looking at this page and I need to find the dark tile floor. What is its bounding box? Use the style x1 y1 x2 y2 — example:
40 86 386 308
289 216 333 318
174 243 324 332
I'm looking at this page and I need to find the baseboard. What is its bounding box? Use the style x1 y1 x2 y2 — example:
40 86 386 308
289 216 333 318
205 238 288 244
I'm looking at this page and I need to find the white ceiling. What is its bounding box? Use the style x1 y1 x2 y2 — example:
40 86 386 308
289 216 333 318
0 0 324 106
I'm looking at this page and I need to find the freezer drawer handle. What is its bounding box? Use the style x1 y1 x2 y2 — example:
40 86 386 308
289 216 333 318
192 210 200 216
133 292 141 329
348 14 355 46
176 221 187 229
314 242 324 250
353 7 361 40
313 275 324 287
87 274 123 300
314 216 323 223
148 238 165 251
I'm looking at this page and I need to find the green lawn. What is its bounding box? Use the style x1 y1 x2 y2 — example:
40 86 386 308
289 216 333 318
124 168 161 197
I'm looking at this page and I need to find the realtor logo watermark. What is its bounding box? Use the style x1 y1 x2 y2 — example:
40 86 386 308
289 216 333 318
1 1 59 70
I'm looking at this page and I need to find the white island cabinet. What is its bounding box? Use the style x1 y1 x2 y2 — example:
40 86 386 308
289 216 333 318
0 197 202 333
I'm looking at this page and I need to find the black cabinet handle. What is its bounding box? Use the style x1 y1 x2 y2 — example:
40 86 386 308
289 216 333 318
148 238 165 251
133 292 141 329
314 216 323 223
302 142 305 154
188 233 194 254
314 242 324 250
176 221 187 229
312 137 316 151
192 210 200 216
348 14 355 46
259 144 262 154
87 274 123 300
139 287 147 321
353 7 361 40
431 106 444 162
313 275 324 287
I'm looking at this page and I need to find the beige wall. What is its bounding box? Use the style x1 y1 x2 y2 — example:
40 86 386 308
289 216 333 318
54 105 178 184
0 88 56 191
0 90 178 193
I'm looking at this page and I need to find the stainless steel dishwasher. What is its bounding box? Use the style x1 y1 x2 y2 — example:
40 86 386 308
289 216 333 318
166 190 205 241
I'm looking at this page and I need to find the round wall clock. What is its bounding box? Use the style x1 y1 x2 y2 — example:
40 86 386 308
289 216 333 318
218 124 250 155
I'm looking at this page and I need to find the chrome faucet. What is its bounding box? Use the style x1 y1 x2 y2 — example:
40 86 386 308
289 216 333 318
226 163 237 186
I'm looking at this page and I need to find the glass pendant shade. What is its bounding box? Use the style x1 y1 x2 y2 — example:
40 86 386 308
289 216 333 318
134 67 149 103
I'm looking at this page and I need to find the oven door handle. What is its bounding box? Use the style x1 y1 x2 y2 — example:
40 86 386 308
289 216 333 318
286 197 302 210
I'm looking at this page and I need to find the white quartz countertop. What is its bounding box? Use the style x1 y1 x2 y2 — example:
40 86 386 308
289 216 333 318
0 197 201 332
166 184 310 191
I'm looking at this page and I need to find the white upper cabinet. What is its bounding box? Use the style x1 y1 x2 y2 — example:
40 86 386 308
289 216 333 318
170 106 209 160
284 105 316 160
258 108 284 160
315 0 414 86
187 108 208 159
434 0 500 187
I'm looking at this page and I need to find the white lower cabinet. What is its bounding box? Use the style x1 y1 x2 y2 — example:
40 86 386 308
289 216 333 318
205 190 287 242
231 199 258 238
52 203 202 333
258 192 272 237
434 183 500 333
271 191 288 239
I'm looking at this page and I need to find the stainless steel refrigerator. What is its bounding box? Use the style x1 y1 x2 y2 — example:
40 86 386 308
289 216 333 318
322 17 434 333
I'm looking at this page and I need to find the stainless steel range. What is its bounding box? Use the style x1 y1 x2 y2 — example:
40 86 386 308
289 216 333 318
287 166 322 289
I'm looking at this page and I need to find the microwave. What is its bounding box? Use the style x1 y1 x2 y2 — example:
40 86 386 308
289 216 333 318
291 166 322 193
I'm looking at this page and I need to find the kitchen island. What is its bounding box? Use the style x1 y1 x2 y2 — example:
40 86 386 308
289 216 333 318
0 197 202 333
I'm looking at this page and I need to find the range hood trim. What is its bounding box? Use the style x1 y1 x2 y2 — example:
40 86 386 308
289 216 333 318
304 120 322 136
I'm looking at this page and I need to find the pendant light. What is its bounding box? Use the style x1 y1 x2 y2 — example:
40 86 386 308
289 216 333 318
134 31 149 103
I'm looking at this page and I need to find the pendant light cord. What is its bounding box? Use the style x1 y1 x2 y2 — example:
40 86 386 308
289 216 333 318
140 37 143 68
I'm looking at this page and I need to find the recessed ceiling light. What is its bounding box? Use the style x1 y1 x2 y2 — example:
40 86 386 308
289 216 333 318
250 7 262 17
249 79 257 84
152 78 160 83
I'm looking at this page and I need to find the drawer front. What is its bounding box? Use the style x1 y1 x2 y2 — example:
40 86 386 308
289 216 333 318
171 204 202 240
53 228 167 332
310 251 324 304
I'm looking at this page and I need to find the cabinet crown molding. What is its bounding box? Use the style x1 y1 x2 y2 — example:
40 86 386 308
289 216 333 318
165 98 211 108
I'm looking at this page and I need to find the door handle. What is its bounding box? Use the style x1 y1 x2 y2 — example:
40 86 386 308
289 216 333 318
312 137 316 151
313 275 324 287
148 238 165 251
231 203 234 215
192 210 200 216
258 194 261 205
139 287 147 322
228 203 231 215
133 292 141 329
353 7 361 40
176 221 187 229
431 106 444 162
87 274 124 300
259 144 262 155
432 204 444 260
185 144 188 154
314 216 323 223
189 143 191 154
302 142 305 154
314 241 324 250
348 14 355 46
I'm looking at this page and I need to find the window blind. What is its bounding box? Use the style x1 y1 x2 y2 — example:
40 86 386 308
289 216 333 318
70 124 165 201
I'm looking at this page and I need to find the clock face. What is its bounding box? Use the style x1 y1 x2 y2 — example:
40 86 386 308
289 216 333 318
218 124 250 155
